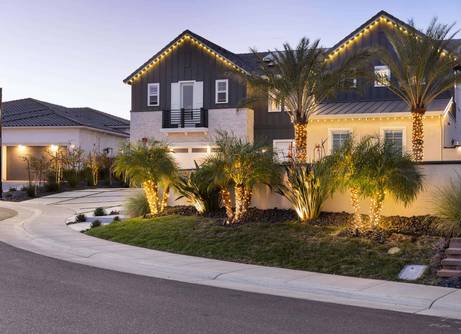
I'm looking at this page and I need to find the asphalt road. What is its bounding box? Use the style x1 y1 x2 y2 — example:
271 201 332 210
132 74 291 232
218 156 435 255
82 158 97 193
0 242 460 334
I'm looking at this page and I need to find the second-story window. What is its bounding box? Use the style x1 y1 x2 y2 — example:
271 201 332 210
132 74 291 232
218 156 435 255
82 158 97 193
147 83 160 106
215 79 228 104
374 65 391 87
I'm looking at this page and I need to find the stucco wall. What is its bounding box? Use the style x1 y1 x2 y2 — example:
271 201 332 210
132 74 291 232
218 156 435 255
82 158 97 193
305 115 447 161
166 163 461 217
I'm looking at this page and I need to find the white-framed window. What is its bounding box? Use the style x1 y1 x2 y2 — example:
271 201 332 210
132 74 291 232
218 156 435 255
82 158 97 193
374 65 391 87
381 127 405 155
147 83 160 106
215 79 228 104
329 129 352 153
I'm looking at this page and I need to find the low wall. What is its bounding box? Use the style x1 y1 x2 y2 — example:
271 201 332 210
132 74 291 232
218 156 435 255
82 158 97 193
168 162 461 217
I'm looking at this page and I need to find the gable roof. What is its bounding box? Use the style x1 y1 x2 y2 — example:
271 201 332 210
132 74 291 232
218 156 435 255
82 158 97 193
327 10 460 61
2 98 130 137
124 30 251 84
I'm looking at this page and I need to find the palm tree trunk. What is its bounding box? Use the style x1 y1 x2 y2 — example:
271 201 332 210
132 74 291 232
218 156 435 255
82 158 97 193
159 185 170 213
294 123 308 163
349 186 362 229
411 109 425 161
369 189 385 229
233 184 245 223
142 180 159 215
241 187 253 221
220 188 233 223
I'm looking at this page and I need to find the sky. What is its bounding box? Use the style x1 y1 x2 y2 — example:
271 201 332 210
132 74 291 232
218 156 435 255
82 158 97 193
1 0 460 120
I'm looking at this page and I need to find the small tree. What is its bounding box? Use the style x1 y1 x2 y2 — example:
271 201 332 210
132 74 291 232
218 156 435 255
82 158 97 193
114 140 178 215
86 149 101 186
358 136 423 228
206 132 281 223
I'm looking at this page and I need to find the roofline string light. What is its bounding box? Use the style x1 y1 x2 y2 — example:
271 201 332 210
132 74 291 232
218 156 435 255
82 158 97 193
327 16 408 61
327 15 458 62
127 34 247 85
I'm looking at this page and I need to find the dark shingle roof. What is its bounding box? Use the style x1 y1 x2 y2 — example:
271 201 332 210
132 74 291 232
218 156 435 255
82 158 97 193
313 98 452 117
2 98 129 136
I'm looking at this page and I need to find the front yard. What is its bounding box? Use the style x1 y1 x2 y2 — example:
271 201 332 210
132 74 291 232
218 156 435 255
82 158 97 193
87 212 443 284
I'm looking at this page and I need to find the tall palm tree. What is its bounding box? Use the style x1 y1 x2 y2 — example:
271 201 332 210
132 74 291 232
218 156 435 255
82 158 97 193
358 136 423 228
114 140 178 215
206 131 282 223
243 38 369 163
375 19 461 161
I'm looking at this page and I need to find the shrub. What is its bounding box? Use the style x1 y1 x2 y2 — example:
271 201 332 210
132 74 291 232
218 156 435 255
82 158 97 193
91 220 102 228
8 187 17 192
75 213 86 222
93 207 106 216
124 192 150 218
63 169 80 188
112 216 121 222
174 162 220 215
25 186 36 198
434 174 461 237
277 158 336 223
109 210 120 215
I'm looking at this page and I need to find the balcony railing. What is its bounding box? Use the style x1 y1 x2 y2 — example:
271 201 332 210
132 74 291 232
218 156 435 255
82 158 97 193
162 108 208 129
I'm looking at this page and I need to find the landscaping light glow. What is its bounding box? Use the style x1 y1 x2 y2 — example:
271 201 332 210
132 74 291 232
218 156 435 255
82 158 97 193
49 145 59 154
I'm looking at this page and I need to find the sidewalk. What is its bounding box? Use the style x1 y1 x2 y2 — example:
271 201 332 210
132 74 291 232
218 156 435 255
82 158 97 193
0 188 460 320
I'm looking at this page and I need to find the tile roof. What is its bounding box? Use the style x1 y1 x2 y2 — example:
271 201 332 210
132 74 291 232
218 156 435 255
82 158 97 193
313 98 452 117
2 98 129 136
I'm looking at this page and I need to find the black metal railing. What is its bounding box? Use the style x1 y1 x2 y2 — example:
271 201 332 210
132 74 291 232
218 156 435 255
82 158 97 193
162 108 208 129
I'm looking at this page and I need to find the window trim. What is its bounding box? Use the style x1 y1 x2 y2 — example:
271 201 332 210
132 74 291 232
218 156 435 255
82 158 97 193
215 79 229 104
147 83 160 107
328 128 352 154
380 127 406 155
374 65 391 87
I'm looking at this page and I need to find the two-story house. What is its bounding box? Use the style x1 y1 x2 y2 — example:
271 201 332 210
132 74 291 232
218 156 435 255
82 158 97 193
126 10 461 168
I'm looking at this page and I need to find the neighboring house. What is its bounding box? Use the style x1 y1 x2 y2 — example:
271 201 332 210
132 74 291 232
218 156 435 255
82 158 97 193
2 98 129 182
126 10 461 168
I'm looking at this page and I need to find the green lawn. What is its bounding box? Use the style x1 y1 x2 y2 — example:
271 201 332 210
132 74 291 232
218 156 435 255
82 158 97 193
87 215 441 283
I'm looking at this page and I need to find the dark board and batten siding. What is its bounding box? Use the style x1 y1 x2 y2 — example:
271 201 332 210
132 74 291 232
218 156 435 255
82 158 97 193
131 42 246 113
330 22 453 102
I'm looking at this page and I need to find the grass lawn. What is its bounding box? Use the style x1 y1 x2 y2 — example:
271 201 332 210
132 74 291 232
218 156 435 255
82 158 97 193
87 214 442 284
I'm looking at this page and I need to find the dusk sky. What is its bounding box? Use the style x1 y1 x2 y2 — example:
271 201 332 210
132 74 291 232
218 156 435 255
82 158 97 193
1 0 460 119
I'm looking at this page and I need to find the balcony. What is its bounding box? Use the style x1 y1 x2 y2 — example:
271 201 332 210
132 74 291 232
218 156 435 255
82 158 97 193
162 108 208 131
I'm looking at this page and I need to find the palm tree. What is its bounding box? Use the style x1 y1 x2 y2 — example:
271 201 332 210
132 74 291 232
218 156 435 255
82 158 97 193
243 38 369 163
330 137 371 229
358 136 423 228
206 131 282 223
375 19 461 161
114 140 178 215
174 162 220 214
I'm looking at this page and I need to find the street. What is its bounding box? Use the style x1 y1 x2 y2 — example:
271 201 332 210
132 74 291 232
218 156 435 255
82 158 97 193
0 242 459 334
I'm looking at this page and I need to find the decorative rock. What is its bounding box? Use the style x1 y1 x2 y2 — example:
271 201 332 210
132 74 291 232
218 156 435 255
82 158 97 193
387 247 401 255
398 265 428 280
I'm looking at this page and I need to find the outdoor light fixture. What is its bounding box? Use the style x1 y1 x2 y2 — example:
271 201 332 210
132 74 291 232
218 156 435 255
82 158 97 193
49 144 59 153
17 144 26 152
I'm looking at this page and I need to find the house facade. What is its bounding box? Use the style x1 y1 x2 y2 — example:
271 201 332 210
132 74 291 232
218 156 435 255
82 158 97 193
2 98 130 182
126 10 461 168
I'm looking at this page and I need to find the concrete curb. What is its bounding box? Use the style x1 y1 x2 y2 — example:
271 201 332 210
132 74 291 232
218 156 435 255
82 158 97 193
0 190 459 320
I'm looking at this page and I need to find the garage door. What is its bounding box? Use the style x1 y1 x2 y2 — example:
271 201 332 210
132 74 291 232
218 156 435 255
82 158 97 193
6 146 49 181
